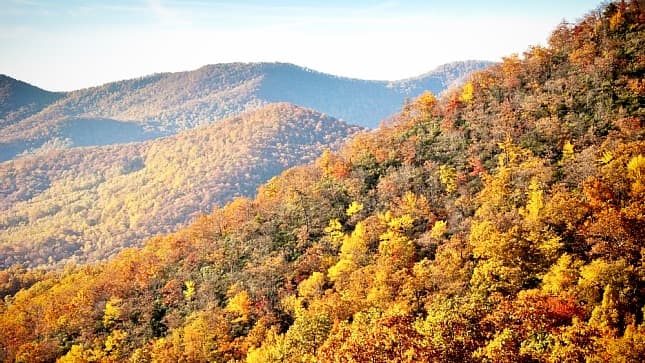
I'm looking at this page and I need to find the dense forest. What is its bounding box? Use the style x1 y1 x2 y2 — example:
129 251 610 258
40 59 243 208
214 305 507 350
0 61 489 161
0 1 643 362
0 103 360 269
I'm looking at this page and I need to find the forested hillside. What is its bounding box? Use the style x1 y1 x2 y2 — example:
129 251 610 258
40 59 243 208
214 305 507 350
0 103 360 269
0 61 490 161
0 75 63 129
0 1 643 362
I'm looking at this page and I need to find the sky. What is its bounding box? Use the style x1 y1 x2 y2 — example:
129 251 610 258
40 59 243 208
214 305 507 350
1 0 604 91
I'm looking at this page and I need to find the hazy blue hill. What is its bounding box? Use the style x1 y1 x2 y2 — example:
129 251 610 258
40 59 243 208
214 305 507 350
237 61 494 126
0 75 64 129
0 61 490 161
256 63 398 126
0 118 165 161
57 118 165 147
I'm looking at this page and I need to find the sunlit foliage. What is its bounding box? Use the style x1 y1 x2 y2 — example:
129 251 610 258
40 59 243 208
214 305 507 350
0 2 642 362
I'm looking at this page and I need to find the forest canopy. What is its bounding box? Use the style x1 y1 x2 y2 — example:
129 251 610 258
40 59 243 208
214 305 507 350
0 1 643 362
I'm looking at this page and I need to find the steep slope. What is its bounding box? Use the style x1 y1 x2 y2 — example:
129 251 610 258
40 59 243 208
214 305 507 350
0 103 361 269
0 2 642 362
0 61 491 161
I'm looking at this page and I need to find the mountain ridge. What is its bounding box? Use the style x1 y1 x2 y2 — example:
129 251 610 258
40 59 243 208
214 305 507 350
0 60 491 161
0 102 361 269
0 75 64 129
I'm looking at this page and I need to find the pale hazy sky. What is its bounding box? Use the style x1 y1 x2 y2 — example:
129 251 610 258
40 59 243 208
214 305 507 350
1 0 603 91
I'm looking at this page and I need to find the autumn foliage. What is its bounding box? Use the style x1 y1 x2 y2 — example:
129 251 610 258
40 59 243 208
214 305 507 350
0 1 644 362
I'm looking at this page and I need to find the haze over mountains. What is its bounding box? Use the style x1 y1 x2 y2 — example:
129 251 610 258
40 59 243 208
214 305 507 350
0 60 490 162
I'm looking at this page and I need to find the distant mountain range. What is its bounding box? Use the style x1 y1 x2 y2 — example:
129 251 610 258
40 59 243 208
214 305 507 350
0 60 491 162
0 103 360 268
